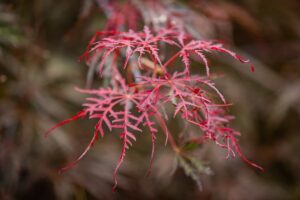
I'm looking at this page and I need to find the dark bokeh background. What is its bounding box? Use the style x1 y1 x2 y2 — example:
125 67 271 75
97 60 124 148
1 0 300 199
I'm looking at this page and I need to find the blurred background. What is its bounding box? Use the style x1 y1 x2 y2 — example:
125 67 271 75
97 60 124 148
0 0 300 199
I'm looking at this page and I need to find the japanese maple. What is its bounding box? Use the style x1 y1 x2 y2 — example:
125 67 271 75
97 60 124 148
46 0 263 190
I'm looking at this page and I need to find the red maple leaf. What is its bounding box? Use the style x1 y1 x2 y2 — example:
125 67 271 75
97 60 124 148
46 18 262 189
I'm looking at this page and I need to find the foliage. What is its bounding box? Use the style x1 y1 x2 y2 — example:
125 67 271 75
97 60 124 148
46 0 262 189
2 0 300 199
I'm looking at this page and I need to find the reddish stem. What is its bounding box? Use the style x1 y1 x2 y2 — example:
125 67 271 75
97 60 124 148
163 51 181 69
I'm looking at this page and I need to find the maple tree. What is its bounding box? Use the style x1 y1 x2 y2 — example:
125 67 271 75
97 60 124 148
46 0 263 189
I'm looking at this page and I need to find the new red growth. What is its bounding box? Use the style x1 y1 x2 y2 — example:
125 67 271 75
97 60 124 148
46 0 263 190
